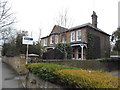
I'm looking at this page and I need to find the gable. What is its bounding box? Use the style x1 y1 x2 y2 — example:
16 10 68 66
50 25 68 35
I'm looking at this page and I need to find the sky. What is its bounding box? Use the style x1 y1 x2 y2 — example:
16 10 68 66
9 0 119 41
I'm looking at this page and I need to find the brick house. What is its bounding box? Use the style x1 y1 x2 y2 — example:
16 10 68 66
41 11 110 60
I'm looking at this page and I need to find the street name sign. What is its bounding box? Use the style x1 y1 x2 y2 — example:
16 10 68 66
22 36 33 45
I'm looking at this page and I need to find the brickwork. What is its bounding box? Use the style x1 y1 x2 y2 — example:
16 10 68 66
87 27 110 58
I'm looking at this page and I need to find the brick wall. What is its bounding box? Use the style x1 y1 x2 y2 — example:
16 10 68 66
86 27 110 58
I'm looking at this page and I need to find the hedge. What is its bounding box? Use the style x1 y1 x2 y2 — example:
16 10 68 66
26 63 76 82
55 69 119 88
26 63 119 88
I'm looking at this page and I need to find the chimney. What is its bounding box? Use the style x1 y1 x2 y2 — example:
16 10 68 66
91 11 97 28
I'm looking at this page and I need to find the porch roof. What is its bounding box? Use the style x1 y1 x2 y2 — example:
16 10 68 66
70 41 87 47
70 41 87 45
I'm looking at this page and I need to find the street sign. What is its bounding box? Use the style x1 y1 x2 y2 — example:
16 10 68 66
22 36 33 45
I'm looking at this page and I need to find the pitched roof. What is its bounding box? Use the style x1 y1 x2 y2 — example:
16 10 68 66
50 25 68 34
69 23 110 36
41 25 68 39
41 23 110 39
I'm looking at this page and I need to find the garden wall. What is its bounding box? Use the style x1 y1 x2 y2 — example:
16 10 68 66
35 59 120 72
2 56 120 74
2 55 28 74
25 72 64 89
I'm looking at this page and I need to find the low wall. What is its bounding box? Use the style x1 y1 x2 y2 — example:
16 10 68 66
25 72 64 89
33 59 120 72
2 56 28 74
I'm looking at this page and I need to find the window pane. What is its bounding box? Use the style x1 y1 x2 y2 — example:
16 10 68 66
55 35 58 44
50 36 54 44
77 31 81 41
71 32 75 42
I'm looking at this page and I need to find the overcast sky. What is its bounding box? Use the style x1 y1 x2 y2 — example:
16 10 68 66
10 0 119 41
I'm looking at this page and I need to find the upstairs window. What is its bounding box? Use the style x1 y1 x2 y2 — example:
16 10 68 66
62 36 66 43
71 31 75 42
44 39 47 46
50 35 54 44
76 30 81 41
55 35 58 44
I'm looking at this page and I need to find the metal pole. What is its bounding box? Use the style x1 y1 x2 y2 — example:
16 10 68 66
26 44 29 64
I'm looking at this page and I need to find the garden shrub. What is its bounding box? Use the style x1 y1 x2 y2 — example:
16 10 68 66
26 63 76 82
55 69 119 88
26 63 119 88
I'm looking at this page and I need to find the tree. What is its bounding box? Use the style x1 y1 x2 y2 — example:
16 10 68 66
2 30 42 57
0 27 16 44
111 28 120 52
56 43 73 59
56 8 73 28
0 0 15 29
15 31 28 54
0 0 16 43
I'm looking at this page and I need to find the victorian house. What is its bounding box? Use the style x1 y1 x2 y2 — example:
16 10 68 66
41 11 110 60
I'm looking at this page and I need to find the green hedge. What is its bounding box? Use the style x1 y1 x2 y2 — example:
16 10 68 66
26 63 119 88
26 63 76 82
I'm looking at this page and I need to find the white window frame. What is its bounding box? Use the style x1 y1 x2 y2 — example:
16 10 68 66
50 35 54 44
76 30 81 41
44 39 47 46
62 36 66 43
55 35 59 44
71 31 75 42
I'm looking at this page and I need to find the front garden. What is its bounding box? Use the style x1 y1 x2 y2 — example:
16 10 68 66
26 63 119 88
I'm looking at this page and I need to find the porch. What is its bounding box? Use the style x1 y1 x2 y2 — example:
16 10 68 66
70 41 87 60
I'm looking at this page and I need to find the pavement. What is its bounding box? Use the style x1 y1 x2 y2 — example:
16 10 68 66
1 57 25 89
0 57 2 90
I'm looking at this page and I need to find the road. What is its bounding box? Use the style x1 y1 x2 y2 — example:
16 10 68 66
0 57 24 89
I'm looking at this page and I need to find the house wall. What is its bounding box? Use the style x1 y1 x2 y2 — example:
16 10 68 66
40 39 44 47
41 28 87 47
41 26 110 59
86 27 110 58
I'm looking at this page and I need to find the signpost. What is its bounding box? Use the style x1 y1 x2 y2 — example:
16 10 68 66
22 36 33 64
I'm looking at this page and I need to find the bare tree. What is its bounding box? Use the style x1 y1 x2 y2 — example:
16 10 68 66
56 9 74 59
56 8 73 28
0 0 15 29
0 0 16 44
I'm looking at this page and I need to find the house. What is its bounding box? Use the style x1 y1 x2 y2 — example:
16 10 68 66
41 11 110 60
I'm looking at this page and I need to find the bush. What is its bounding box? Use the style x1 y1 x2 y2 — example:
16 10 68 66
55 69 119 88
26 63 119 88
26 63 76 82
